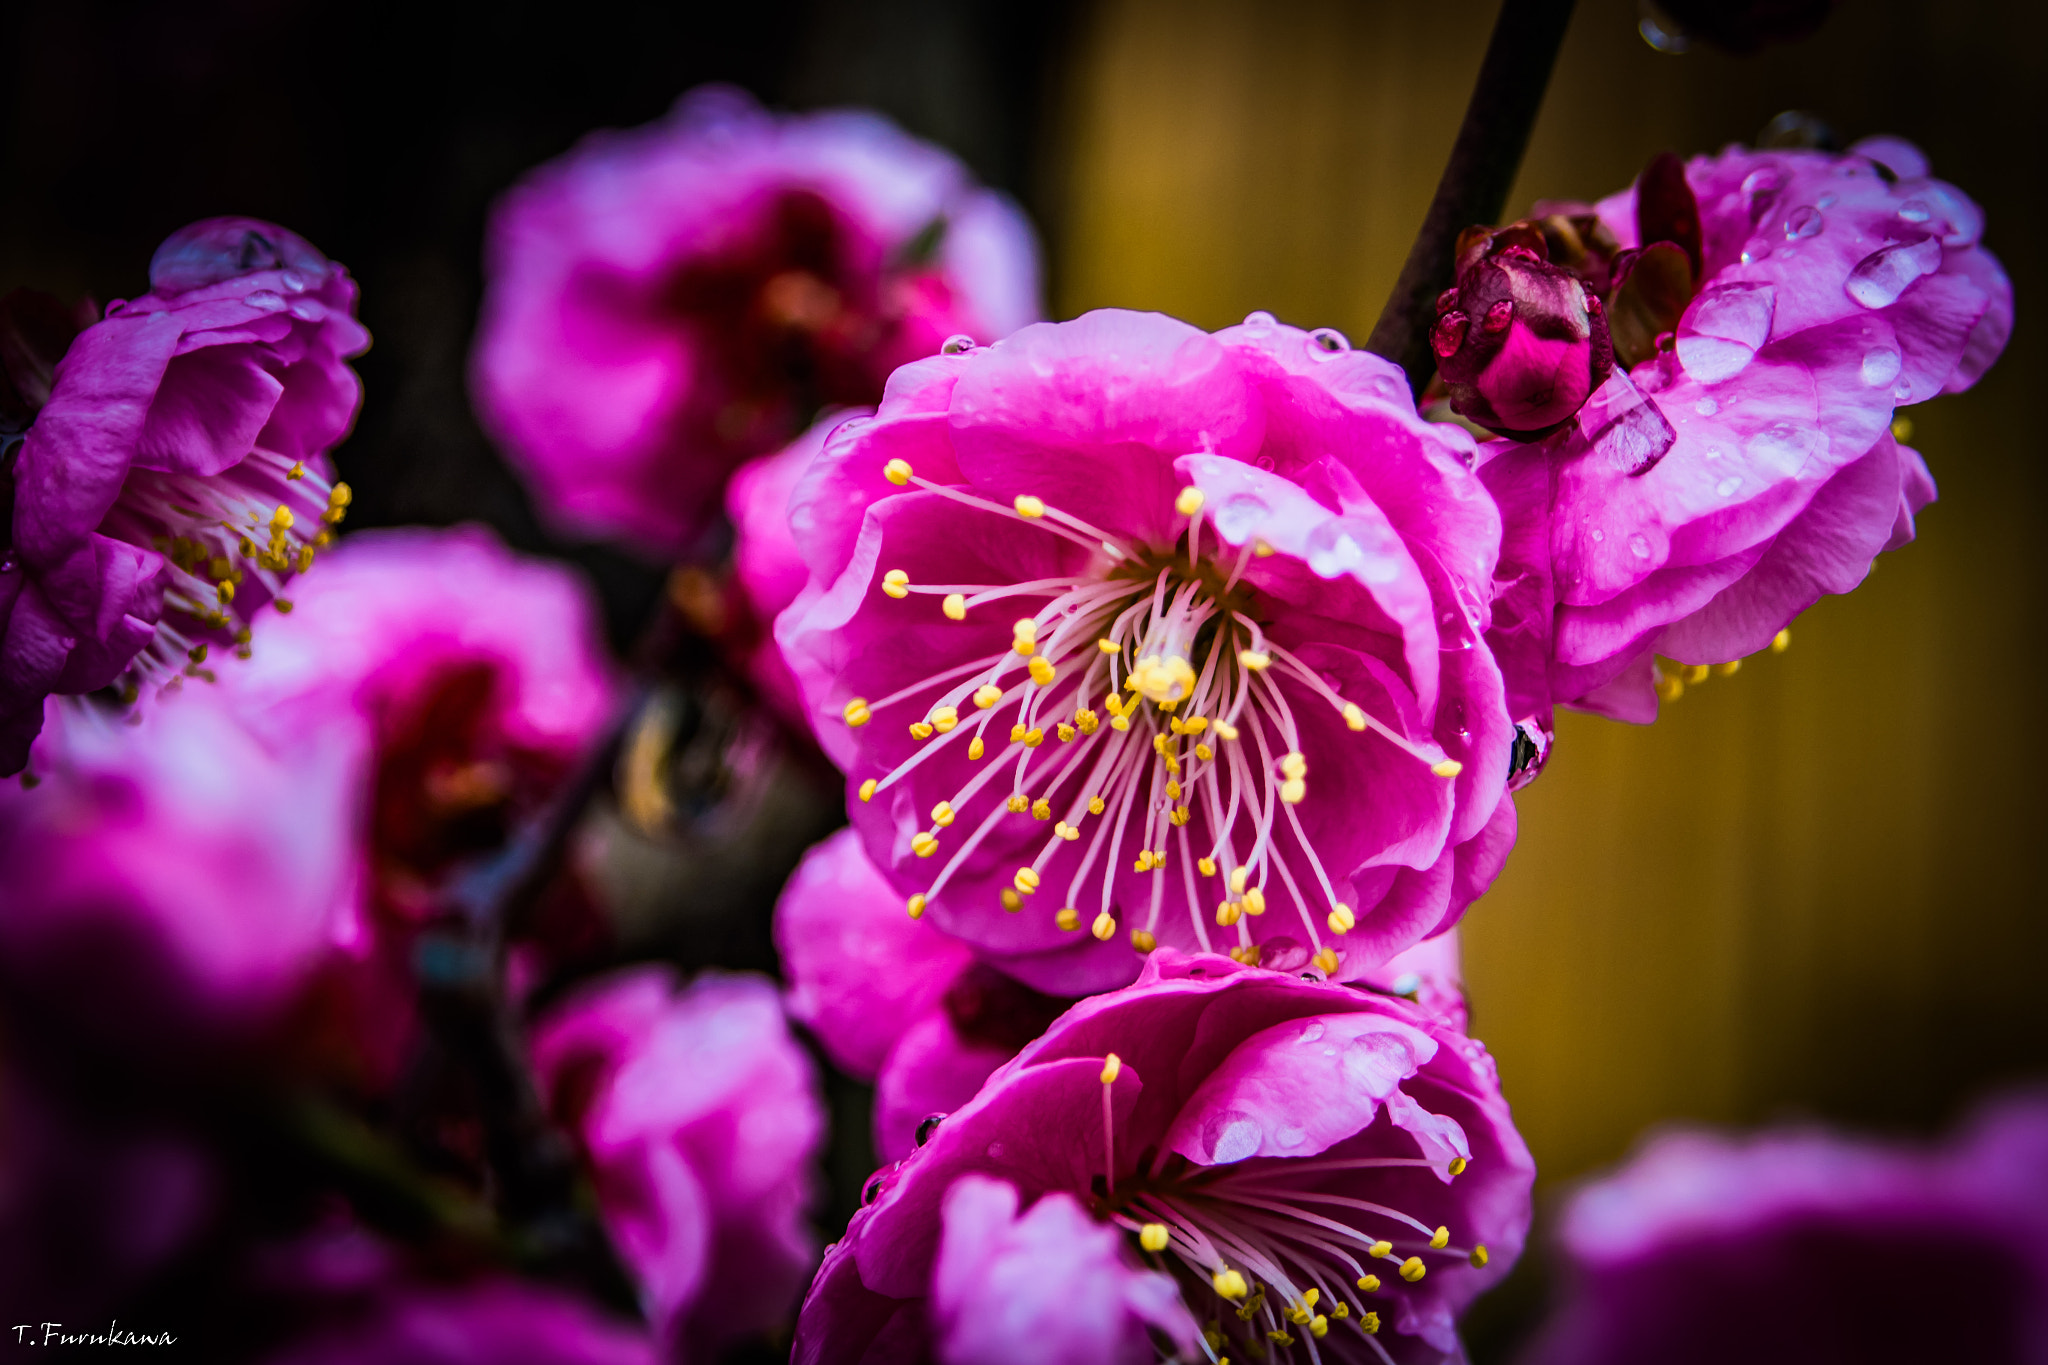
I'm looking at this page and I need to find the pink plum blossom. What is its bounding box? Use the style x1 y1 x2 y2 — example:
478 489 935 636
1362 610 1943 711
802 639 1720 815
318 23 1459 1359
471 86 1040 557
1518 1093 2048 1364
1482 138 2010 726
1 218 369 775
529 967 825 1359
794 949 1534 1365
777 308 1515 995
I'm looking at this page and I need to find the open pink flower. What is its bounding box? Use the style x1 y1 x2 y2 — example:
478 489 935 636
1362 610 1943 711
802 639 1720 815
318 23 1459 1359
794 949 1534 1365
472 86 1040 557
1 218 369 774
1483 138 2010 725
777 309 1514 995
1518 1093 2048 1365
530 967 825 1360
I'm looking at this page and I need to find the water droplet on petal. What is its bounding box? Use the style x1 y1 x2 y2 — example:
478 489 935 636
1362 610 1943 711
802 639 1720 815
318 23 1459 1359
1628 533 1651 559
1739 246 1772 265
1677 282 1776 384
1205 1111 1265 1164
1298 1022 1326 1044
1861 347 1902 387
1741 167 1784 224
1590 528 1605 542
1745 422 1827 474
280 271 307 292
1694 397 1720 416
1579 370 1677 476
1816 193 1837 210
244 290 286 312
940 334 977 355
1896 199 1932 223
1307 326 1350 359
1241 310 1278 334
1845 236 1944 309
1716 475 1743 497
1783 205 1824 239
1893 380 1913 402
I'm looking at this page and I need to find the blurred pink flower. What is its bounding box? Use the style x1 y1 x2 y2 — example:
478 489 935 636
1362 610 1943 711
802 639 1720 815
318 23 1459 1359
471 86 1041 557
260 1278 656 1365
1 218 369 774
1483 138 2010 725
530 967 825 1359
778 309 1515 996
1518 1092 2048 1365
796 949 1534 1365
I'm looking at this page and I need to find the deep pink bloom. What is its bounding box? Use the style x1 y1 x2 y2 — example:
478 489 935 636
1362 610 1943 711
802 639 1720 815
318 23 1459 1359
530 967 825 1359
1 218 369 774
1518 1093 2048 1365
1483 139 2010 725
794 949 1534 1365
472 86 1041 557
260 1279 657 1365
777 308 1515 995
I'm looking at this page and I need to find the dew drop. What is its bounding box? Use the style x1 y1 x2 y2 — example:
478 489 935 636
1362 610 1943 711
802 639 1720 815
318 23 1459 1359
243 290 286 312
1860 347 1903 388
1241 310 1278 334
1590 528 1605 543
915 1113 947 1147
940 334 977 355
1896 199 1932 223
1893 380 1913 402
1782 205 1824 240
1702 444 1725 460
1845 236 1943 309
1298 1022 1327 1044
1206 1112 1265 1164
1628 533 1651 559
1694 397 1720 416
1816 193 1838 210
1745 422 1826 474
1307 327 1350 359
1739 246 1772 265
1390 972 1423 996
279 270 307 292
1677 282 1776 384
1716 475 1743 497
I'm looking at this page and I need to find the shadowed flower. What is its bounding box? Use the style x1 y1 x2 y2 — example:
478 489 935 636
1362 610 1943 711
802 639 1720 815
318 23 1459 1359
530 967 825 1360
794 949 1533 1365
777 308 1514 995
260 1278 657 1365
1517 1093 2048 1365
1 218 369 775
471 85 1040 557
1482 138 2010 728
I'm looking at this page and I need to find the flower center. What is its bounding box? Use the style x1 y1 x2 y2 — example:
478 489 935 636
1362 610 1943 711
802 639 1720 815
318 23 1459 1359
842 463 1461 968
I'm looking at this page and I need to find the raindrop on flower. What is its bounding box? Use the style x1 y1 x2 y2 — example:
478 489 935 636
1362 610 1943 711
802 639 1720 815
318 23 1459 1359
1241 310 1277 334
244 290 286 312
1845 236 1944 309
1677 282 1776 384
1782 205 1824 240
1861 347 1903 388
1716 475 1743 497
1694 397 1720 416
940 334 977 355
1628 533 1651 559
1307 326 1350 358
1897 199 1933 223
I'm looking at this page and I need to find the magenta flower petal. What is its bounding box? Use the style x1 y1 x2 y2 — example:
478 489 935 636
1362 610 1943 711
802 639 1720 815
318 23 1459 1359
260 1279 657 1365
777 310 1512 995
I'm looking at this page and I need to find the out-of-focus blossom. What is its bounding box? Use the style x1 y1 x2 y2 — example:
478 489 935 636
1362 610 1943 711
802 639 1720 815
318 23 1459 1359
795 950 1533 1364
778 308 1514 996
1359 927 1469 1033
472 86 1041 557
1640 0 1839 55
2 218 369 775
1483 139 2010 726
1518 1093 2048 1365
1434 222 1614 435
260 1278 657 1365
530 967 824 1359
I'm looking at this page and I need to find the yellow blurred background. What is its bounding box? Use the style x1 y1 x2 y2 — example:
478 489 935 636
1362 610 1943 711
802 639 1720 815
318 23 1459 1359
1050 0 2048 1252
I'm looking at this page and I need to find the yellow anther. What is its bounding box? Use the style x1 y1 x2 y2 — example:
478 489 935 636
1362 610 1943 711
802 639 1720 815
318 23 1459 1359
1288 1306 1311 1326
270 504 294 529
1028 656 1056 686
1280 777 1307 804
1006 794 1029 814
1328 903 1356 933
208 554 232 580
1112 713 1135 735
1198 856 1218 877
1280 751 1307 780
1239 648 1270 671
1169 807 1191 825
1312 948 1339 975
882 569 910 598
1469 1245 1490 1268
1097 637 1121 654
1449 1156 1469 1176
1092 911 1117 941
1056 907 1080 931
1216 902 1243 927
1139 1223 1170 1253
1174 485 1206 516
1400 1257 1427 1283
1134 851 1154 872
907 894 927 920
1332 1301 1349 1319
1242 886 1266 915
932 801 956 827
1194 742 1214 761
187 644 209 664
216 580 236 603
1228 944 1263 966
1309 1315 1328 1339
968 737 985 760
1211 1269 1248 1301
912 832 940 858
1430 1226 1450 1250
273 599 293 613
328 481 351 508
1267 1331 1295 1346
1356 1275 1380 1293
1714 658 1742 677
295 546 315 573
974 683 1003 709
1087 796 1105 815
1165 779 1182 799
843 698 872 727
1368 1241 1393 1259
859 778 879 803
233 627 251 644
1253 540 1274 557
1432 759 1463 778
909 722 935 740
1104 693 1126 717
1099 1053 1122 1084
931 706 959 733
1129 654 1196 706
1031 797 1052 820
942 592 967 620
285 461 306 481
1343 702 1367 731
1229 866 1249 894
1683 662 1711 684
1131 929 1156 952
1024 728 1045 748
1001 888 1023 912
1010 724 1028 742
1057 722 1076 742
1213 720 1239 741
1360 1311 1381 1334
1012 618 1038 654
1657 669 1686 702
884 458 913 485
1014 867 1040 894
1153 733 1173 757
1014 494 1046 518
238 536 255 557
1055 821 1080 841
1772 627 1792 653
1076 709 1099 734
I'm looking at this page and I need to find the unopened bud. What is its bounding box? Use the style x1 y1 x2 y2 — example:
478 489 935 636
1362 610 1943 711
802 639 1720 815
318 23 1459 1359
1435 223 1614 436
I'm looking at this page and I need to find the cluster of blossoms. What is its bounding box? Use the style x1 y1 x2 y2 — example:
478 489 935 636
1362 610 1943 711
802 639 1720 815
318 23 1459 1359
0 55 2031 1365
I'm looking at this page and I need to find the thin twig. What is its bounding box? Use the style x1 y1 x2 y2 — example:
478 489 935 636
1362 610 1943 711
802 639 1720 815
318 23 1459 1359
1364 0 1580 393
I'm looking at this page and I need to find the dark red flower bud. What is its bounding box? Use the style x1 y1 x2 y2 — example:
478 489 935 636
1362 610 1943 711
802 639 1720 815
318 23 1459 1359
1435 227 1614 437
